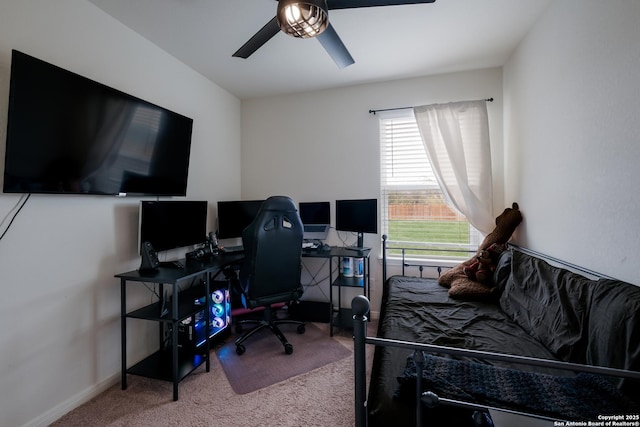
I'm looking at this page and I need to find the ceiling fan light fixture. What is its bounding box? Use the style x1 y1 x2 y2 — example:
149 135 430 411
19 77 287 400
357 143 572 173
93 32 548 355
277 0 329 39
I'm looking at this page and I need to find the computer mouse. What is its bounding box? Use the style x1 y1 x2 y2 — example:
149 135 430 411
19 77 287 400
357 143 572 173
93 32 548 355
321 243 332 252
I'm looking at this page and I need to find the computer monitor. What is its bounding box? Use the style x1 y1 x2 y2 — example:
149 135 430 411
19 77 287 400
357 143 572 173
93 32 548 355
335 198 378 248
299 201 330 240
139 200 208 254
216 200 265 239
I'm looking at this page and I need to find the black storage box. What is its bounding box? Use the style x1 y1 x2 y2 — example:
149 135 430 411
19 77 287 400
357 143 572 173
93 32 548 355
289 300 331 323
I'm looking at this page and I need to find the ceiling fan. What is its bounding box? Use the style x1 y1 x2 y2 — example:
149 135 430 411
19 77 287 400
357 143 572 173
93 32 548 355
233 0 436 69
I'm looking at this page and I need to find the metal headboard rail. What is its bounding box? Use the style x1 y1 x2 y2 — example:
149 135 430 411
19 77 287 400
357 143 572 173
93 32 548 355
508 244 617 281
365 335 640 380
381 236 619 283
382 234 475 281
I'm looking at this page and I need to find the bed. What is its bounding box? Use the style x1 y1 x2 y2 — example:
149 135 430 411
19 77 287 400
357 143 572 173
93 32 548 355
352 237 640 427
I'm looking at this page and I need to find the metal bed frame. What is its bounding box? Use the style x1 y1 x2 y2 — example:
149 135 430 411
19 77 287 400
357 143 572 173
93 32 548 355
352 237 640 427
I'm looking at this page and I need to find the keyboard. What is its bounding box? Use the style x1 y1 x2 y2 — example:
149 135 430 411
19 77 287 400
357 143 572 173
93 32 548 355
222 245 244 254
159 260 184 269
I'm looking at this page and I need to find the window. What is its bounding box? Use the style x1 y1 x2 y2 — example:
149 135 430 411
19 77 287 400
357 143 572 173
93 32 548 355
379 110 480 258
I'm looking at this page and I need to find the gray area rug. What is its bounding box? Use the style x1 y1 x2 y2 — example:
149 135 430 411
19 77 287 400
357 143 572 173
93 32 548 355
216 322 352 394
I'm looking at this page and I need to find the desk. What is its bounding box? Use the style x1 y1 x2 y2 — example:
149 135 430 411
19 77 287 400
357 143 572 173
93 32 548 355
117 247 368 399
116 253 243 401
302 246 371 336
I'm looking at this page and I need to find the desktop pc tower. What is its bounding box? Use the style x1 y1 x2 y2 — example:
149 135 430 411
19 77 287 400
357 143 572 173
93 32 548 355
177 281 231 350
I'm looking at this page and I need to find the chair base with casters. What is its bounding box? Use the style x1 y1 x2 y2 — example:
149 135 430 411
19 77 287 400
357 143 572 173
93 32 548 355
234 304 306 355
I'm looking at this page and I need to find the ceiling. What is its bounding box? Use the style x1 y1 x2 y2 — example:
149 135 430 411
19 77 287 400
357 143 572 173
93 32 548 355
86 0 553 100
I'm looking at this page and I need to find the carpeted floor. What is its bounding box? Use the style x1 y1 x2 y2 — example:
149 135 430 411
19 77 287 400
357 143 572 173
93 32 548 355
51 321 376 426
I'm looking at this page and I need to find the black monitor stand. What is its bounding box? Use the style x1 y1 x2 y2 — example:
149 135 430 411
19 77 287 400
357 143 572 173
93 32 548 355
344 232 370 253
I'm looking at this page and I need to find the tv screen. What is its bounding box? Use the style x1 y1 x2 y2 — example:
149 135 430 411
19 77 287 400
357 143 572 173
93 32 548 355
3 50 194 196
216 200 265 239
335 199 378 234
139 200 208 253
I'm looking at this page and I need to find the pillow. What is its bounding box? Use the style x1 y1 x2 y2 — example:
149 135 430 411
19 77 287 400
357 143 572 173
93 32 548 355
499 251 595 363
586 278 640 395
492 248 512 293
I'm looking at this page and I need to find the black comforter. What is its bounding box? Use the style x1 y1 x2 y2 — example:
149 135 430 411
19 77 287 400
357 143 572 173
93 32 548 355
368 275 560 426
368 249 640 426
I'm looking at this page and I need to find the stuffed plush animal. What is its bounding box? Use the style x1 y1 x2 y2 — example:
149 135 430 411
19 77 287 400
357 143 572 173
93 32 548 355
439 203 522 299
463 243 507 284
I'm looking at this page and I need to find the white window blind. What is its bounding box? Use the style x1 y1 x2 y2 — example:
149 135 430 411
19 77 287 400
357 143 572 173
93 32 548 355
379 110 479 258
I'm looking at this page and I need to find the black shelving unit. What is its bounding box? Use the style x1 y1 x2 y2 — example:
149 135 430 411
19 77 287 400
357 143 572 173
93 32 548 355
116 254 242 401
126 347 207 382
329 247 371 336
300 246 371 336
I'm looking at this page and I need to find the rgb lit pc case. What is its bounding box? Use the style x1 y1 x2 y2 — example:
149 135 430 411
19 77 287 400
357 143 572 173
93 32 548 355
178 282 231 349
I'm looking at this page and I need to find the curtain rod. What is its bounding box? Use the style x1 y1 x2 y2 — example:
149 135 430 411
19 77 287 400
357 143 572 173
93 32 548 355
368 97 494 115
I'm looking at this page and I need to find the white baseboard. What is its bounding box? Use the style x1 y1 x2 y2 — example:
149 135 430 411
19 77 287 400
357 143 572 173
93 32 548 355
22 373 120 427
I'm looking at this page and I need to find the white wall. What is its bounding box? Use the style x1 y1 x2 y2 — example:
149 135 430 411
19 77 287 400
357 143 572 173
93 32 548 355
241 68 504 310
0 1 241 426
503 0 640 285
8 0 638 424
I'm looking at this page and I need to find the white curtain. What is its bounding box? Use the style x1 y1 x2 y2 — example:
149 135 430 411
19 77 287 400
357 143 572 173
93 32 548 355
413 100 494 234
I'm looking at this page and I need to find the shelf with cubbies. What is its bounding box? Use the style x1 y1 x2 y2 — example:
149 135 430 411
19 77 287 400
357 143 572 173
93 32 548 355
330 248 370 335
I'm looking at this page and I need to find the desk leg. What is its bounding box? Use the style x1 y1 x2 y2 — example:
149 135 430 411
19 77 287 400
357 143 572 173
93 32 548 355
172 282 179 401
120 278 127 390
329 257 334 337
366 257 370 298
337 264 342 331
158 283 164 348
205 274 211 373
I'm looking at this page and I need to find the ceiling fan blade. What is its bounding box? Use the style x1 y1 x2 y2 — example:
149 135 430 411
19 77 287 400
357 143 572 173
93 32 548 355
316 23 355 68
327 0 435 10
233 16 280 59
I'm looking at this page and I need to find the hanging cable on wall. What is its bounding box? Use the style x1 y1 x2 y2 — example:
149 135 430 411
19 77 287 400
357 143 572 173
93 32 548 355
0 193 31 241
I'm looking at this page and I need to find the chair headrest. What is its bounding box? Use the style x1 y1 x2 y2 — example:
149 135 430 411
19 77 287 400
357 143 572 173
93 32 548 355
260 196 297 213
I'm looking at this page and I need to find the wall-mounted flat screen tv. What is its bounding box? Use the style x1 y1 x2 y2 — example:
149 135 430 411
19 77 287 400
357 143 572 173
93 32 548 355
3 50 194 196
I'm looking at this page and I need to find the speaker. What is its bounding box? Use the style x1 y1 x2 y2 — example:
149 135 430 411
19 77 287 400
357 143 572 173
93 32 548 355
139 241 160 271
